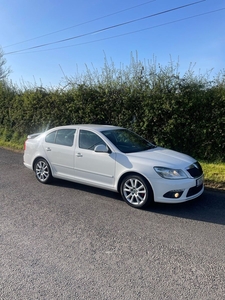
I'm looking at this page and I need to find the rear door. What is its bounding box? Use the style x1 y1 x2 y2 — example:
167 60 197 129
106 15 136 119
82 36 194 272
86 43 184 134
43 129 76 178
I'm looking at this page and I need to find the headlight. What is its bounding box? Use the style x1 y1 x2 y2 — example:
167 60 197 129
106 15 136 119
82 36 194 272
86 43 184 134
154 167 187 179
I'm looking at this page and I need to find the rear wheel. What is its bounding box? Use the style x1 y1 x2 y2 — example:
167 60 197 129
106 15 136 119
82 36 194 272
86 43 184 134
34 158 52 184
120 175 152 208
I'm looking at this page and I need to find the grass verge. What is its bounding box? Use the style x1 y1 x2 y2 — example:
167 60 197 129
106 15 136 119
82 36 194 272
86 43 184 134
0 140 24 151
200 161 225 191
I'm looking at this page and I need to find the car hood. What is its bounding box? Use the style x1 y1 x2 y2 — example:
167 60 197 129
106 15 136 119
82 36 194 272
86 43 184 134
126 147 195 168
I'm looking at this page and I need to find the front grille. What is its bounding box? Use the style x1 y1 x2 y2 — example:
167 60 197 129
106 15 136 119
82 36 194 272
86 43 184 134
186 162 203 178
187 184 203 197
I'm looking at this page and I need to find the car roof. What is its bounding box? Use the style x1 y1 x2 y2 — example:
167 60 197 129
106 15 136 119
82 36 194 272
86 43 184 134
47 124 123 132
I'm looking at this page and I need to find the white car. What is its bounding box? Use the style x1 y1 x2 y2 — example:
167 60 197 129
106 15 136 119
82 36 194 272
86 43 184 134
23 124 204 208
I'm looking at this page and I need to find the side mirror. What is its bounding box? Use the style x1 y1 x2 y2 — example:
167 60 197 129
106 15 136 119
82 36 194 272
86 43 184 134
94 144 110 153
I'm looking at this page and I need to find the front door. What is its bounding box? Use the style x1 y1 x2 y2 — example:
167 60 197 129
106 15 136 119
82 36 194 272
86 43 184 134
74 129 116 188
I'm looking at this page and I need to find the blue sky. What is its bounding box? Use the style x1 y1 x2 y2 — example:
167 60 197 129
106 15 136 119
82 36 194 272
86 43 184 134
1 0 225 87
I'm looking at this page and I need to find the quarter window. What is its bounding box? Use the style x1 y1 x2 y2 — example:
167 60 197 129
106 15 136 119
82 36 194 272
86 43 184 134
45 131 56 143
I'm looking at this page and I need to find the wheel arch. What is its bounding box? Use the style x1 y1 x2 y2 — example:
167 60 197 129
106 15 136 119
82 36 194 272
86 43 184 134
32 156 51 171
117 171 154 198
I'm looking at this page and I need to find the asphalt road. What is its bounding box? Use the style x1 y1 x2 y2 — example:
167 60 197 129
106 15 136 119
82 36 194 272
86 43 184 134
0 148 225 300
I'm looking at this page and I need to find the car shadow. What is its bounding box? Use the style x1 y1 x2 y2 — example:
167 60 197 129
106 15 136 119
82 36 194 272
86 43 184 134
148 189 225 225
51 178 123 201
51 179 225 226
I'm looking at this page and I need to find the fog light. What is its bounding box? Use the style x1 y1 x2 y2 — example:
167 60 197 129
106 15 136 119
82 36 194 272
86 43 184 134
163 190 184 199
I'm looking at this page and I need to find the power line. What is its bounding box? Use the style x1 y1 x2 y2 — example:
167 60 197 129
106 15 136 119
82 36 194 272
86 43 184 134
3 0 156 49
10 8 224 56
5 0 205 55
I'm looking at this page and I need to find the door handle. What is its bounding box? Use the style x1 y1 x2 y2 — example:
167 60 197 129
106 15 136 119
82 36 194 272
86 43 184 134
46 147 51 151
76 153 83 157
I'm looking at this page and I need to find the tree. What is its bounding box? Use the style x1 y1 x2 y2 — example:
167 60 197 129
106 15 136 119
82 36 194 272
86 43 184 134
0 47 11 81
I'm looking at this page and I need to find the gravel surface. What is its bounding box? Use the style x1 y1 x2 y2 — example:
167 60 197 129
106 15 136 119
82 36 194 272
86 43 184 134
0 148 225 299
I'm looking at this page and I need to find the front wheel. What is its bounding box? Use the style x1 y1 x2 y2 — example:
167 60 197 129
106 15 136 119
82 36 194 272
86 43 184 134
120 175 153 209
34 158 52 184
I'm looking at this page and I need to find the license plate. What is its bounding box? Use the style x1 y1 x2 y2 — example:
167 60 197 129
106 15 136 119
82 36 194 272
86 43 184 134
196 176 203 187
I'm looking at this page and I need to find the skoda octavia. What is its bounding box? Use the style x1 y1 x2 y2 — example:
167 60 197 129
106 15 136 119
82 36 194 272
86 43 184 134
23 125 204 208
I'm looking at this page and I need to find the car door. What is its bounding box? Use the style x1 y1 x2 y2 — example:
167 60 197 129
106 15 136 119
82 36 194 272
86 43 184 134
74 129 116 188
43 129 76 178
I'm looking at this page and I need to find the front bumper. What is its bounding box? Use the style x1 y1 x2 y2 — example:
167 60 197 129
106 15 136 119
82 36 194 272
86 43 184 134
150 176 204 204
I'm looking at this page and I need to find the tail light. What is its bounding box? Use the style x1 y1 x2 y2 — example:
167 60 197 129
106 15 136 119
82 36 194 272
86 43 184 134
24 139 27 151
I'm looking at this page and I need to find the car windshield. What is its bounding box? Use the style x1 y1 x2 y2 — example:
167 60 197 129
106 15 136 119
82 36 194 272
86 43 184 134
102 129 156 153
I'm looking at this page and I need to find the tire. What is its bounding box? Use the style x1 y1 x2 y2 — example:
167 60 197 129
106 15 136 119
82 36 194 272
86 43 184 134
120 175 153 209
34 158 52 184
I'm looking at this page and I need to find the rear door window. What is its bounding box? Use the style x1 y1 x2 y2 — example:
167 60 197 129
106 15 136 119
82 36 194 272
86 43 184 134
45 129 76 146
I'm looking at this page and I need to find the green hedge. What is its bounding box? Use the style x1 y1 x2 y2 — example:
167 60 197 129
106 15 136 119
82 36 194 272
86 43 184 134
0 60 224 161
